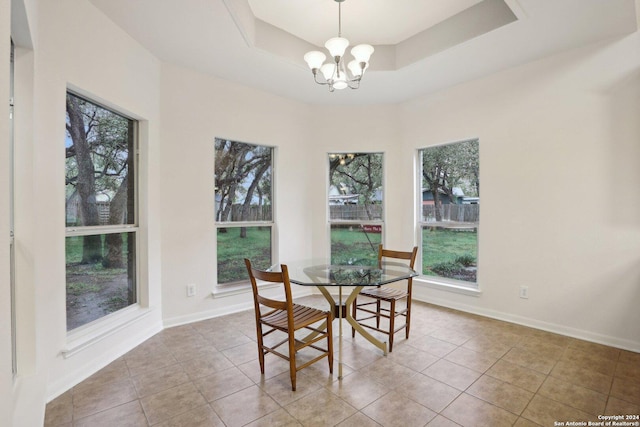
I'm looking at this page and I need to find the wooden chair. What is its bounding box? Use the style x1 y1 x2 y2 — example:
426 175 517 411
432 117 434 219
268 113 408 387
244 259 333 391
351 245 418 352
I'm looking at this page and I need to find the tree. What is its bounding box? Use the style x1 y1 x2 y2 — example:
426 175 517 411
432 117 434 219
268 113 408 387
65 93 132 264
422 140 479 221
214 139 272 237
329 153 383 220
66 95 102 262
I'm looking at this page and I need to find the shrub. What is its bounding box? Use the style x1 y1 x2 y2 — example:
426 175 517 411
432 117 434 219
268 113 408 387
430 261 461 276
455 254 476 267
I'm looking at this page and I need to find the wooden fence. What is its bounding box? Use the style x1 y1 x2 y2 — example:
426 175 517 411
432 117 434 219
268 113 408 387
226 205 272 222
66 200 112 225
421 204 479 223
328 204 478 223
69 200 478 225
329 204 383 221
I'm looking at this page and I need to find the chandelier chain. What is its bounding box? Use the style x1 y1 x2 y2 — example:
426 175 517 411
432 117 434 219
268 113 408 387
338 2 342 37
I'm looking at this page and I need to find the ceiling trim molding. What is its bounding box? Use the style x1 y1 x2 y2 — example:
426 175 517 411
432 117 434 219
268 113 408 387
221 0 255 48
224 0 517 73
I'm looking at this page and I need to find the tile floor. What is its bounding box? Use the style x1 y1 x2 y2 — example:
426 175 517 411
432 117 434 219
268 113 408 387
45 296 640 426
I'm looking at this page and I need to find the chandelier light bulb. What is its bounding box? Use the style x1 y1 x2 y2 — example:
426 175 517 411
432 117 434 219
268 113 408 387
347 60 362 77
351 44 374 64
320 63 337 81
304 51 326 70
325 37 349 59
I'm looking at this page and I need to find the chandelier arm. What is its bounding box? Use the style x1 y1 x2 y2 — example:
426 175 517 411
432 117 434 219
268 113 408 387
347 79 361 90
312 70 330 86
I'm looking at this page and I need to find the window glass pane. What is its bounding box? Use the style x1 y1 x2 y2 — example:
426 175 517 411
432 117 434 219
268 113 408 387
215 138 272 223
331 224 382 265
66 232 136 330
217 226 271 284
65 92 138 331
328 152 384 263
421 225 477 282
215 138 274 285
328 153 383 220
420 140 479 284
65 92 135 227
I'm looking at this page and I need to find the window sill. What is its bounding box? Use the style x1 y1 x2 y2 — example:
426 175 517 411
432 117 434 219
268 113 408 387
414 276 482 297
62 304 155 358
212 281 279 298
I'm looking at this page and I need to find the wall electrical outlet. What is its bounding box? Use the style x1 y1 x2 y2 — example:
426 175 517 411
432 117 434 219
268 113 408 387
519 285 529 299
187 284 196 297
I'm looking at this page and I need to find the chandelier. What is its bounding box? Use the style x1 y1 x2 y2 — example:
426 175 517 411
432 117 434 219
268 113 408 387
303 0 374 92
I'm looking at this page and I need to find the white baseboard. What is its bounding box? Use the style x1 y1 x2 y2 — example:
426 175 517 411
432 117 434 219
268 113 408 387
163 288 316 328
412 291 640 353
163 300 254 328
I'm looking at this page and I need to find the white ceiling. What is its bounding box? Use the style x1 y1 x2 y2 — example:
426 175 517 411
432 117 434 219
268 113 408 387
87 0 638 105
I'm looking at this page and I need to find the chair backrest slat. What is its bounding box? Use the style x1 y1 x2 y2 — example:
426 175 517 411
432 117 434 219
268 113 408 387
244 258 294 319
257 294 288 311
378 245 418 269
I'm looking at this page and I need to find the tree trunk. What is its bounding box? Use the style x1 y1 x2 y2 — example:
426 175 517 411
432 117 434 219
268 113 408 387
103 175 128 268
67 96 102 263
434 165 444 221
239 159 270 238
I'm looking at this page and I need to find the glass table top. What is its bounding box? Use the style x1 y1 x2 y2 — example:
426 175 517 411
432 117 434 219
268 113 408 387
271 259 418 287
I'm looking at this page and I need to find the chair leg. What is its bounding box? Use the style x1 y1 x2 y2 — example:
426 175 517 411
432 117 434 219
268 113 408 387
288 332 297 391
375 299 381 329
256 325 265 374
327 314 334 373
405 297 411 339
388 299 396 352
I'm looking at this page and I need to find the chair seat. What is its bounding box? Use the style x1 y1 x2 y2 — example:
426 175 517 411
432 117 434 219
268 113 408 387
262 303 330 330
359 287 408 302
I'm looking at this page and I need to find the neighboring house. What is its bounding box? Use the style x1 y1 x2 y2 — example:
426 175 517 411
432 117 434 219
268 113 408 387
422 187 479 205
65 192 112 225
329 184 358 205
329 185 383 205
422 187 463 205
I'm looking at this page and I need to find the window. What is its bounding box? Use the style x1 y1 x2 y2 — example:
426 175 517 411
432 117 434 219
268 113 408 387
215 138 273 284
65 92 138 331
419 139 479 286
328 153 383 265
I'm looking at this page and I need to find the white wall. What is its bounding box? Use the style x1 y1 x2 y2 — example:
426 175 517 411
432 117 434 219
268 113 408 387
159 62 316 325
403 34 640 351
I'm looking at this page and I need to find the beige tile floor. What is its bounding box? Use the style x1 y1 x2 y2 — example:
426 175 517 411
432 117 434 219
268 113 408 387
45 296 640 426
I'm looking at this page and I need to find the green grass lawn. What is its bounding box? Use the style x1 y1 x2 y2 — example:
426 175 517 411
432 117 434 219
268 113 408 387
214 225 478 284
422 227 477 281
331 226 382 265
217 227 271 284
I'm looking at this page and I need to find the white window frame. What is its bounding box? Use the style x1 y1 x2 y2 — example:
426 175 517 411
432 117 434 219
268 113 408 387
64 91 141 337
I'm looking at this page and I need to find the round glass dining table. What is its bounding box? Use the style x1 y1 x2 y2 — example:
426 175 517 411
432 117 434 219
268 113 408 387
270 259 418 379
